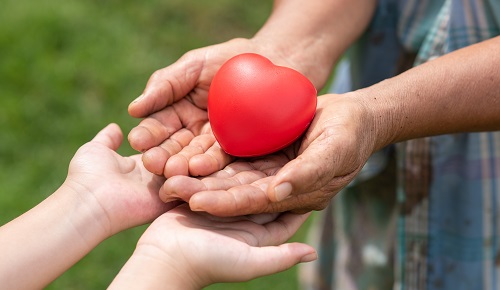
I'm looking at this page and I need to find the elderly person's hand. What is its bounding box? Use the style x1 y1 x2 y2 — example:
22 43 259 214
158 36 500 216
159 94 376 216
127 0 372 179
127 37 319 178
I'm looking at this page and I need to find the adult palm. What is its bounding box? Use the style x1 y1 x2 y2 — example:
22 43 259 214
159 94 377 216
128 38 296 178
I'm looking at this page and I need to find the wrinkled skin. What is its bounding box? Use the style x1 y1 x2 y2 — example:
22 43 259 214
158 94 377 216
127 39 376 217
128 38 300 178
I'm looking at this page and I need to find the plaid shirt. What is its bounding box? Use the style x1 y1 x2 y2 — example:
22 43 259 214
300 1 500 289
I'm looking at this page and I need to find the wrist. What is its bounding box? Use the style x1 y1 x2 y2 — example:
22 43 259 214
251 0 377 90
59 180 112 241
110 245 201 290
250 1 339 88
353 82 406 151
250 35 337 90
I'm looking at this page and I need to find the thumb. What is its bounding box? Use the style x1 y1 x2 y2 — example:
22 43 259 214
267 143 340 202
128 53 203 118
226 243 317 282
91 123 123 151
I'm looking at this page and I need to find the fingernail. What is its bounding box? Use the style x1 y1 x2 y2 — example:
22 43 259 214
161 196 179 203
190 201 203 212
131 94 144 104
274 182 292 201
300 252 318 263
189 195 213 212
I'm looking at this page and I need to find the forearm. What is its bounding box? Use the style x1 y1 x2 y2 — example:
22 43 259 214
253 0 377 88
0 185 109 289
359 36 500 151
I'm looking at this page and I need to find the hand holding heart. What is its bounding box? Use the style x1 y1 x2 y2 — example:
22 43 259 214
127 39 377 215
160 94 378 216
127 38 301 178
163 53 317 180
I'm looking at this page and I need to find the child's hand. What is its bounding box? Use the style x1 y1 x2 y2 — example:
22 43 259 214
110 204 317 289
63 123 179 237
0 123 179 289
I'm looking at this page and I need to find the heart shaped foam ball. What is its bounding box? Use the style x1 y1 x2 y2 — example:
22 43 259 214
207 53 317 157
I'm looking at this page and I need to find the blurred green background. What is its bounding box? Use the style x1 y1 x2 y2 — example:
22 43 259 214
0 1 317 289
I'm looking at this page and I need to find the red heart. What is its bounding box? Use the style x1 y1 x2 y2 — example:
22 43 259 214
208 53 317 157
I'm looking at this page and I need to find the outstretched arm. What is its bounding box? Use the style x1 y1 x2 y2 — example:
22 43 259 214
0 124 176 289
109 205 316 289
363 36 500 148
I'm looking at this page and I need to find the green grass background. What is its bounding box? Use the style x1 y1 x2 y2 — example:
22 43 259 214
0 1 317 289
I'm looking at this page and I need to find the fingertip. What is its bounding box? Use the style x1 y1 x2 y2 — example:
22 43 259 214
189 144 234 176
105 123 123 139
299 249 318 263
189 191 230 215
106 122 121 131
93 123 123 150
159 186 176 203
164 155 189 178
267 157 318 202
142 147 170 176
280 243 317 263
268 182 292 202
128 94 145 118
188 193 213 212
128 126 152 152
161 176 207 204
159 178 179 203
188 154 217 176
247 244 318 278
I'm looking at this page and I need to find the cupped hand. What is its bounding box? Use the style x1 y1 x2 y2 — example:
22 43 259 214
127 38 299 178
134 204 316 288
159 93 378 216
64 123 179 236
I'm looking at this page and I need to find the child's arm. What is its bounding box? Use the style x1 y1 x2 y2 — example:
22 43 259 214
0 124 176 289
109 205 316 289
